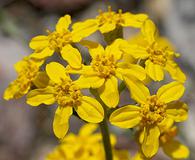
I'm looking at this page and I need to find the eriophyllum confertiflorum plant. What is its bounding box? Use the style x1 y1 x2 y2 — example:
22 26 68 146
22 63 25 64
4 6 189 160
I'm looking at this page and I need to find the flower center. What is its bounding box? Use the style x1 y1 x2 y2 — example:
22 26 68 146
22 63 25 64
97 6 116 25
17 60 39 90
91 54 116 78
47 30 72 51
147 43 168 66
54 79 82 107
160 126 177 144
140 95 167 125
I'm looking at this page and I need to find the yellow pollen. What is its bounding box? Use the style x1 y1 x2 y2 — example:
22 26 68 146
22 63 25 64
47 29 72 51
91 54 116 78
147 43 168 66
160 126 178 144
54 79 82 107
140 95 167 125
17 60 39 91
97 6 116 25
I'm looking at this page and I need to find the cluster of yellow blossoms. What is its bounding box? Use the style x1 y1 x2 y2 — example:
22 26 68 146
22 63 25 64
46 124 130 160
4 6 189 160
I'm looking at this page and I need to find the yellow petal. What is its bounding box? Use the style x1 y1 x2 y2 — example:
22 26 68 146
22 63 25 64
99 22 116 33
157 81 185 103
120 43 149 59
142 126 160 158
29 35 49 50
61 44 82 69
46 62 69 83
165 60 186 83
74 75 105 89
158 118 174 132
80 40 105 58
141 20 157 44
98 76 119 108
122 12 148 28
166 101 188 122
162 140 189 159
56 15 71 32
72 19 98 42
79 123 98 136
105 39 126 60
123 76 150 104
14 59 28 73
30 47 54 60
117 62 146 81
53 106 73 139
33 71 50 88
3 80 30 100
109 105 141 128
26 87 56 106
145 60 164 81
75 96 104 123
132 152 145 160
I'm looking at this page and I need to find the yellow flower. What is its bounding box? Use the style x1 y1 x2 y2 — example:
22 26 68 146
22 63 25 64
134 119 190 160
109 81 188 158
66 39 146 108
29 15 87 69
46 123 130 160
26 62 104 139
72 6 148 35
159 119 189 159
3 57 45 100
121 19 186 82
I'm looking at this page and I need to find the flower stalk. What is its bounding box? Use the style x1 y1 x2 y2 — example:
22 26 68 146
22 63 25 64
90 88 113 160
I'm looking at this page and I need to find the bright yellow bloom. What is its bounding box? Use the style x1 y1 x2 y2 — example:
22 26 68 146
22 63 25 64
46 124 130 160
29 15 88 69
26 62 104 139
159 119 189 159
121 19 186 82
3 57 46 100
110 81 188 158
134 119 190 160
66 39 146 108
72 6 148 35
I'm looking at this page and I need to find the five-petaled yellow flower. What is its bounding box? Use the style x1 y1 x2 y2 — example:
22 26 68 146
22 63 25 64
121 19 186 82
66 39 146 108
159 119 189 159
46 123 130 160
29 15 90 69
110 81 188 158
134 119 190 160
3 57 45 100
27 62 104 139
72 6 148 35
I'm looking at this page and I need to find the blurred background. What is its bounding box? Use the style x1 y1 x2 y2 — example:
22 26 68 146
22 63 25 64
0 0 195 159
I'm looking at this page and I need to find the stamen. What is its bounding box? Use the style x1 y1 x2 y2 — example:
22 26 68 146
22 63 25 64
54 79 82 107
91 54 116 78
140 95 167 125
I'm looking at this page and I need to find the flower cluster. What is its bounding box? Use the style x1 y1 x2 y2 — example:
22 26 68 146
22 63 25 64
46 124 130 160
4 6 189 160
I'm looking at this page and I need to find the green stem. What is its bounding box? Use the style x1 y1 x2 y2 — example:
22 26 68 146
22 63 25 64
99 116 113 160
90 89 113 160
118 81 126 94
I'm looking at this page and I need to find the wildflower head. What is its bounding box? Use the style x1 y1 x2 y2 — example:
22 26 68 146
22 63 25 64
160 125 177 144
147 43 168 66
91 54 117 78
140 95 167 125
47 29 72 51
46 124 130 160
3 57 43 100
54 79 82 107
